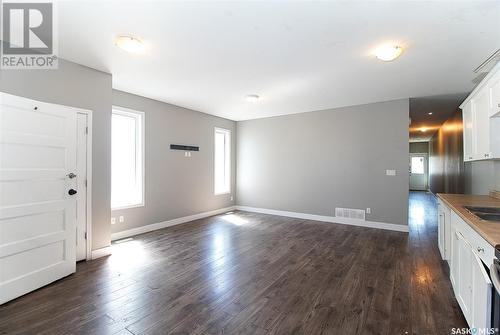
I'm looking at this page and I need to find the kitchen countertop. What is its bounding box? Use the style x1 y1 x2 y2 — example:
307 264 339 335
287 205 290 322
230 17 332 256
437 192 500 247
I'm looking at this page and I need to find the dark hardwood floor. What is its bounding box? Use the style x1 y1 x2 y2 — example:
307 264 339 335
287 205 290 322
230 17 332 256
0 191 467 334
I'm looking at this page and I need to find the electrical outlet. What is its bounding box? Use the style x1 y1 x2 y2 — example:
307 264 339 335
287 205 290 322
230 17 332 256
119 216 124 223
366 208 371 214
386 169 396 176
230 195 234 201
111 217 116 225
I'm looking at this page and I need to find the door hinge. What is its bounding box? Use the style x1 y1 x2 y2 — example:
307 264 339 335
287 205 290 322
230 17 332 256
85 126 88 134
84 179 87 187
84 232 87 239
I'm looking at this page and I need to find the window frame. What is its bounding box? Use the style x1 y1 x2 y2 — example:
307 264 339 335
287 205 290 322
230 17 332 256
214 127 231 195
111 106 145 210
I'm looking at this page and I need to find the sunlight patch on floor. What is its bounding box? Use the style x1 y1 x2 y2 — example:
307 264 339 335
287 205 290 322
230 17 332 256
110 238 151 269
409 204 425 227
221 213 249 226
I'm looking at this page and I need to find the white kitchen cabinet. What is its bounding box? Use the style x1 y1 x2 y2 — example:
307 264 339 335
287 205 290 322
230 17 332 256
450 217 459 290
460 61 500 161
472 88 491 159
462 102 475 162
449 211 492 330
470 251 492 330
438 209 445 259
489 73 500 117
437 200 451 261
455 229 473 322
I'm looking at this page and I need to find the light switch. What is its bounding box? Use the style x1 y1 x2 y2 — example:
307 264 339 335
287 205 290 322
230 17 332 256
386 169 397 176
111 217 116 225
119 216 124 223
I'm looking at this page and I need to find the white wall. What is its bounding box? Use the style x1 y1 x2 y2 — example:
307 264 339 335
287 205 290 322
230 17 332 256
236 99 410 226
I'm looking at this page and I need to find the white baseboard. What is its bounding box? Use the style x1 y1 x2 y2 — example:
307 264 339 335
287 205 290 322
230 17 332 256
111 206 237 241
235 206 409 233
91 246 112 259
110 204 407 242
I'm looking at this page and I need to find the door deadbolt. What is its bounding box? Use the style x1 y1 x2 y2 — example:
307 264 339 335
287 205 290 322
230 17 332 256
67 173 77 179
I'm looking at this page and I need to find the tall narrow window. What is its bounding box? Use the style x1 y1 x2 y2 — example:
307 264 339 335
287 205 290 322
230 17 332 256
214 127 231 195
111 107 144 209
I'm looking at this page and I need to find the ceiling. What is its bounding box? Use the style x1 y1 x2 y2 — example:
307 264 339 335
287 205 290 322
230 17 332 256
57 1 500 121
409 93 469 142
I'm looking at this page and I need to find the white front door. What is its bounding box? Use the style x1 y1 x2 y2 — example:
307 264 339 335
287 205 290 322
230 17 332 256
0 92 78 304
409 154 428 191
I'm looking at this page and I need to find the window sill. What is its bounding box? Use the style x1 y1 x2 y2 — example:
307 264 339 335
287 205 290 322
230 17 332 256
214 191 231 196
112 203 145 211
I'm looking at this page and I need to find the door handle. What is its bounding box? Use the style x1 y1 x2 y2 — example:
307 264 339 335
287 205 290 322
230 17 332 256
67 173 77 179
68 189 77 196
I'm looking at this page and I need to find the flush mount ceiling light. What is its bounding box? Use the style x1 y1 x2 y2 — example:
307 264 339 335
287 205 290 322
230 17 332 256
115 35 145 54
420 127 428 133
428 112 433 115
375 45 403 62
244 94 260 102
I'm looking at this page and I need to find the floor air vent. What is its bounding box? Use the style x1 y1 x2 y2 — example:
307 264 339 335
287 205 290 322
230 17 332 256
335 207 366 220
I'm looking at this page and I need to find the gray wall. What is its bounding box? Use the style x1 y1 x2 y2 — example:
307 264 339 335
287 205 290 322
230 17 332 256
236 99 410 226
0 60 112 250
111 90 236 234
465 160 500 195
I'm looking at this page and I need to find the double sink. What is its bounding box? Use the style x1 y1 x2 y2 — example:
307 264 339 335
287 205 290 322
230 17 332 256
465 206 500 222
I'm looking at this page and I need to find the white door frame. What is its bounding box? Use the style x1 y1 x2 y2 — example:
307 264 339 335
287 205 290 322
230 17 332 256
77 109 93 261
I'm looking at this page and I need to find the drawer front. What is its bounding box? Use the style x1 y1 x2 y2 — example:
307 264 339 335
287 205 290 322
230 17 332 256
467 224 495 265
451 211 494 266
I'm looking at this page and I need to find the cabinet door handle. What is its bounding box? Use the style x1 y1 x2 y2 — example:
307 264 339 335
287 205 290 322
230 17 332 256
477 246 484 253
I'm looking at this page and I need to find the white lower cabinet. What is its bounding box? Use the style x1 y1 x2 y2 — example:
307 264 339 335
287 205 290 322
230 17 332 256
438 200 452 261
449 211 492 330
471 250 493 329
453 229 474 320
